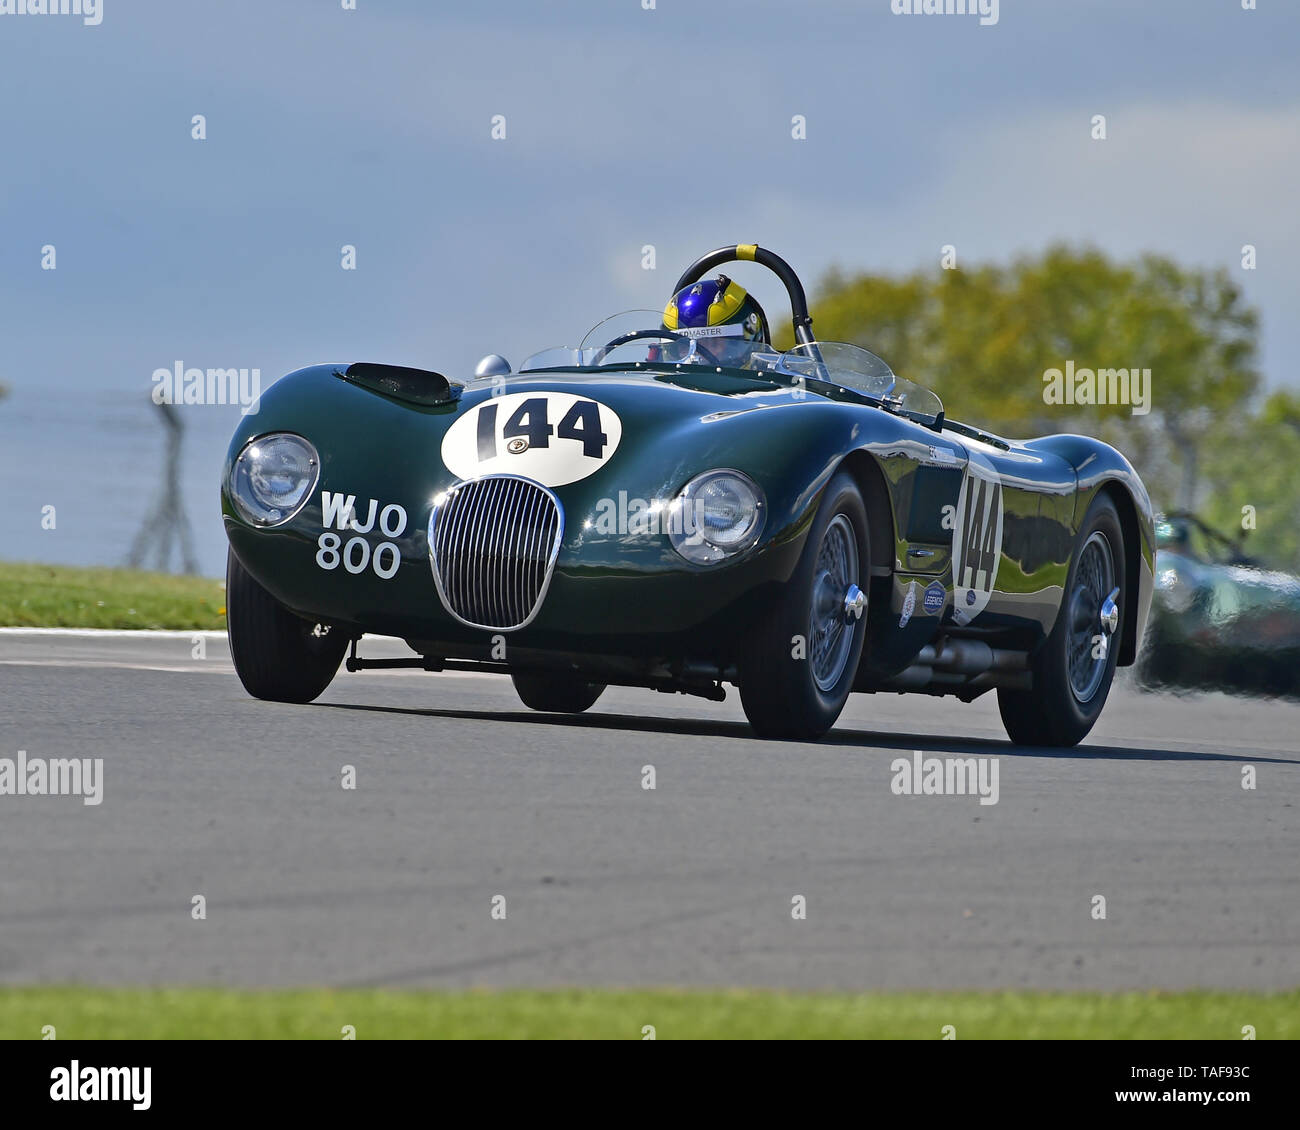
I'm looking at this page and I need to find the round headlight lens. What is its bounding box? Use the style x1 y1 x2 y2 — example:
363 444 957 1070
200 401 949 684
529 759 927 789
229 433 320 527
669 469 765 565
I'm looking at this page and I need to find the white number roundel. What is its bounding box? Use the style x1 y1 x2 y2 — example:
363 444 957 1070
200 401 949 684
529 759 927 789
441 391 623 487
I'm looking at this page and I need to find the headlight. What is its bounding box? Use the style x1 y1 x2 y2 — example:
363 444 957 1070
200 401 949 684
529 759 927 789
229 433 320 527
668 469 765 564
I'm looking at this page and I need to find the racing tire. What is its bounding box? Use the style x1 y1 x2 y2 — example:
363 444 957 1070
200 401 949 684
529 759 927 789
997 493 1126 747
226 547 349 703
511 671 605 714
738 471 870 740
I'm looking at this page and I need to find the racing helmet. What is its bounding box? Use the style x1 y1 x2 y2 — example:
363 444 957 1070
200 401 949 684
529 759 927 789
660 275 770 365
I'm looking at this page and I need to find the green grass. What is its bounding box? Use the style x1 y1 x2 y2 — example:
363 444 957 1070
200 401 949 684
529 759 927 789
0 562 225 630
0 987 1294 1040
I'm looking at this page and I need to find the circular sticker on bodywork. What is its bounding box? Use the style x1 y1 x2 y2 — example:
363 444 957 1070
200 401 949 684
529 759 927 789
441 391 623 487
950 451 1004 625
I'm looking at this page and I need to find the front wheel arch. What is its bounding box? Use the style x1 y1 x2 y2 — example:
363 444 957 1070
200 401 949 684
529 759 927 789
737 471 871 739
836 450 895 581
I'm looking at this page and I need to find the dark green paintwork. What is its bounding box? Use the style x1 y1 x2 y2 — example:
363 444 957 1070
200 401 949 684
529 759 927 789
223 361 1155 683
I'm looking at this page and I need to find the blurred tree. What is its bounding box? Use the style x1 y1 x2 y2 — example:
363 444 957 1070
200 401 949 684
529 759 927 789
1198 390 1300 566
804 246 1288 562
1260 388 1300 433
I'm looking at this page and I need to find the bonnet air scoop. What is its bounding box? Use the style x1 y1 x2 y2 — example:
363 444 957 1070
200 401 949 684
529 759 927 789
336 363 462 406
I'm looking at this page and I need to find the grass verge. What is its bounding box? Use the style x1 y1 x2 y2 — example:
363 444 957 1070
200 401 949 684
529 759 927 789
0 987 1294 1040
0 562 225 630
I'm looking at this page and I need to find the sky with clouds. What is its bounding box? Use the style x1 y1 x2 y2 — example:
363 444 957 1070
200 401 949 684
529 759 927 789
1 0 1297 395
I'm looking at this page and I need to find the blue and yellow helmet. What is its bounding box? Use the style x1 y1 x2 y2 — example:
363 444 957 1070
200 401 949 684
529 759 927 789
663 275 769 350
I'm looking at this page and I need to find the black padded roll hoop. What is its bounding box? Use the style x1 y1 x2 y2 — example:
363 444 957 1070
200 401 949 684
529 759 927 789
670 245 816 346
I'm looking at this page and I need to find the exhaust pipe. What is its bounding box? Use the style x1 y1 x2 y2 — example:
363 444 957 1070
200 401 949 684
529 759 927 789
886 637 1030 692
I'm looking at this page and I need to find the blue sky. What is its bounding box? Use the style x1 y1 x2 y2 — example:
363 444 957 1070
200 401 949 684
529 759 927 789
1 0 1297 395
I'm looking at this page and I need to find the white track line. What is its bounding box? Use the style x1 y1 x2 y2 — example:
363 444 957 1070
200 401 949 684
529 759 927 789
0 629 503 679
0 660 230 672
0 628 228 639
0 629 412 642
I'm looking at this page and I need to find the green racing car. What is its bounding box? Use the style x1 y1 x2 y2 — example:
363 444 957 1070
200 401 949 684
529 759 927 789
222 244 1156 746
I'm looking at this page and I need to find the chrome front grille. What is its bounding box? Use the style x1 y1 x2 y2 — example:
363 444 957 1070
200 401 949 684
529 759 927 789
428 475 564 631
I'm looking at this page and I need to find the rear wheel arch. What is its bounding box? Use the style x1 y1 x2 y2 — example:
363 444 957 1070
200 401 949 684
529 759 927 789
1096 481 1142 666
998 491 1126 746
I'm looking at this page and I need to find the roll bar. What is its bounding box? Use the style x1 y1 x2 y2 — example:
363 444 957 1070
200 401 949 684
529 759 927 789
671 244 817 348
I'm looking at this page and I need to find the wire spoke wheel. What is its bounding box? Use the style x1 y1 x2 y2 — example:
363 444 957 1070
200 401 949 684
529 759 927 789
809 514 859 692
738 471 869 741
998 493 1126 748
1066 531 1116 703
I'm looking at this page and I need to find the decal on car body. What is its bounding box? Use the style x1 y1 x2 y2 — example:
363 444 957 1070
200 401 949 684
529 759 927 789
898 580 918 628
950 451 1004 624
923 580 946 614
442 391 623 487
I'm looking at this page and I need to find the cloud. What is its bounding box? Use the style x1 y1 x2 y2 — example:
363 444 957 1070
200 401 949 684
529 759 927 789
697 101 1300 391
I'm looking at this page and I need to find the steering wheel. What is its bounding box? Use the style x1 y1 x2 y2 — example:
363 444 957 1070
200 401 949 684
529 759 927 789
592 328 724 368
670 244 820 356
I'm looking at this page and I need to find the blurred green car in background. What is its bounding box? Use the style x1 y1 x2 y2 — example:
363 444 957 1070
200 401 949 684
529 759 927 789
1139 512 1300 698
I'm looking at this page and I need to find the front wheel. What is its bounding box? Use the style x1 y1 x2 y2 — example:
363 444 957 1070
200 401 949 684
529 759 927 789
738 472 870 739
997 494 1126 746
226 548 349 703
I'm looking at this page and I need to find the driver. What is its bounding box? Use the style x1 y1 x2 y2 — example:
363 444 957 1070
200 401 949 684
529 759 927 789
659 276 770 367
1162 516 1194 556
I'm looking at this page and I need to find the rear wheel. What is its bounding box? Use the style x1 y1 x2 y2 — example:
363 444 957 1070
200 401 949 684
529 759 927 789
512 671 605 714
997 494 1126 746
738 472 870 739
226 548 349 703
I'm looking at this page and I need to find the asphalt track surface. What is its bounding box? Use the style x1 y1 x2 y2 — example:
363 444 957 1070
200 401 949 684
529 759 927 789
1 630 1296 991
